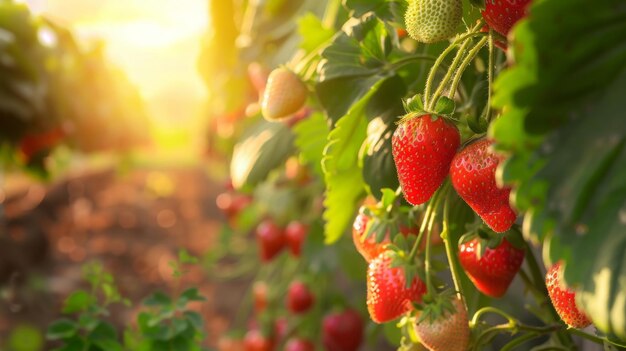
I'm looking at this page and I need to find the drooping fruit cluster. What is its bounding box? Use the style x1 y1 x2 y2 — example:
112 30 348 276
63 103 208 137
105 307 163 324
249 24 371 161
367 253 426 323
255 219 308 262
322 309 364 351
545 262 592 329
414 297 470 351
459 236 524 297
450 139 516 233
481 0 531 37
261 67 307 120
255 219 286 262
392 114 460 205
405 0 463 43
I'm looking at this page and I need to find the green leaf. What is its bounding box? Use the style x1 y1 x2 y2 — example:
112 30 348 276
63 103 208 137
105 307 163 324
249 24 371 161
316 14 393 123
88 321 118 341
179 288 206 304
342 0 407 25
230 120 295 189
143 291 172 307
321 77 391 243
46 319 77 340
8 324 43 351
183 311 204 330
92 339 123 351
490 0 626 340
297 12 335 53
62 290 95 314
293 111 329 178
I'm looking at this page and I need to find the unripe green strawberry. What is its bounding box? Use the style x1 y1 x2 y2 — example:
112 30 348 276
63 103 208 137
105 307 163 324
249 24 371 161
261 67 307 120
405 0 463 43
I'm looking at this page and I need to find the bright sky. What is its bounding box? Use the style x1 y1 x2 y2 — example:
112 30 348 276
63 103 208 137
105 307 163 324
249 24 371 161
25 0 209 127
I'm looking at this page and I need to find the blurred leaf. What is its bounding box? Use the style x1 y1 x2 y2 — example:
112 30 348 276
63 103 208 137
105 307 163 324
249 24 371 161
62 290 95 314
8 324 43 351
179 288 206 304
342 0 407 25
230 120 295 189
490 0 626 340
293 112 329 178
183 311 204 331
143 291 172 307
46 319 77 340
297 12 335 53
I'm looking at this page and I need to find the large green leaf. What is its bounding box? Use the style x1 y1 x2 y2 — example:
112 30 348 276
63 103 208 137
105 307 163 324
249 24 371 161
316 13 392 123
293 111 329 178
230 120 295 189
321 76 391 244
490 0 626 340
359 75 406 199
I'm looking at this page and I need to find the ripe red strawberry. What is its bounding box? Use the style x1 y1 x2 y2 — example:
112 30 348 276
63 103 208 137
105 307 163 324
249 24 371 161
546 262 592 329
261 67 307 120
284 338 315 351
352 211 387 262
392 114 460 205
287 281 315 314
285 221 308 257
243 329 275 351
19 127 65 162
255 219 285 262
367 253 427 323
450 139 516 233
458 237 524 297
322 309 363 351
414 297 470 351
352 209 420 262
481 0 531 37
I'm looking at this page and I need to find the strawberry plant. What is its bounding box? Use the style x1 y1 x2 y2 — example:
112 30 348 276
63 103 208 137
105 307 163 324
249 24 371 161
199 0 626 349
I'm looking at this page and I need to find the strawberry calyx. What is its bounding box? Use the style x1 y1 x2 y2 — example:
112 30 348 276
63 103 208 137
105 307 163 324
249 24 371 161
414 290 459 324
459 224 524 259
401 94 457 121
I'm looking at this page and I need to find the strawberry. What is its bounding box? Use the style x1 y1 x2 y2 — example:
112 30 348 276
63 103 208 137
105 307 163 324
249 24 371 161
458 237 524 297
19 127 65 162
414 297 470 351
261 67 307 120
284 338 315 351
545 262 592 329
287 281 315 314
352 208 421 262
481 0 531 37
285 221 308 257
405 0 463 43
243 329 275 351
450 139 516 233
367 253 427 323
392 114 460 205
252 281 268 313
255 219 285 262
322 309 363 351
216 192 252 221
352 210 387 262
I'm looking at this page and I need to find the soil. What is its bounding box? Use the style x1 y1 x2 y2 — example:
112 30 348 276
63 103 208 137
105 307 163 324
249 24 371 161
0 167 250 349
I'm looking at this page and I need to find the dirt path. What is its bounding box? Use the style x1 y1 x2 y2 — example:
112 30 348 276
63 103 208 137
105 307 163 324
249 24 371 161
0 167 248 348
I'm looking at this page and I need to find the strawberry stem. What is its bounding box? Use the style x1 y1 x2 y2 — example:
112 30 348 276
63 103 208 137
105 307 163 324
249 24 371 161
423 183 450 294
445 36 489 104
423 22 484 108
441 194 467 305
426 39 472 111
568 328 626 348
485 29 495 123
